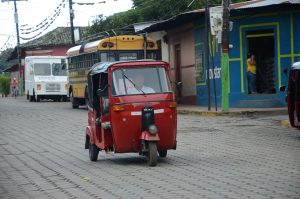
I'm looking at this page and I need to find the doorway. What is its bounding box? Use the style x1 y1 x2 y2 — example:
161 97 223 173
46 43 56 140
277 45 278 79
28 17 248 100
174 44 182 102
246 29 276 94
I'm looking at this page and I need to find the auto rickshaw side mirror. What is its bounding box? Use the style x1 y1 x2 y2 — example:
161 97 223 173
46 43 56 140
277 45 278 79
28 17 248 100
279 85 286 92
97 85 108 97
97 89 105 97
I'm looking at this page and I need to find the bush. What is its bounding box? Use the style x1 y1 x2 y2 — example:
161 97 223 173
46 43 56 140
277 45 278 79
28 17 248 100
0 75 10 97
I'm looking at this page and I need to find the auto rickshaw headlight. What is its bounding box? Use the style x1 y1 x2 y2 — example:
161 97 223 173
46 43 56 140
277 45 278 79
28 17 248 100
148 124 158 135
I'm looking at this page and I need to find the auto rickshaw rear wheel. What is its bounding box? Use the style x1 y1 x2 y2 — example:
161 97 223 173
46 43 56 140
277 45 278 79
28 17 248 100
158 150 167 157
89 142 99 161
146 142 158 166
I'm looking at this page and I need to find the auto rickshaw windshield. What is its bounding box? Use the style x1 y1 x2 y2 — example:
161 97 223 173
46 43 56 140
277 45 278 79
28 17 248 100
112 67 171 96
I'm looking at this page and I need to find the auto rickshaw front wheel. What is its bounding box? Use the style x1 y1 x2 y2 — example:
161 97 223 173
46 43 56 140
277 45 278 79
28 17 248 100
146 142 158 166
89 143 99 161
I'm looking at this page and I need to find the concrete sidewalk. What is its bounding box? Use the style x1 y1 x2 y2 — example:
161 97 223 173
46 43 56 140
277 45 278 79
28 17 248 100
177 105 288 116
177 105 291 128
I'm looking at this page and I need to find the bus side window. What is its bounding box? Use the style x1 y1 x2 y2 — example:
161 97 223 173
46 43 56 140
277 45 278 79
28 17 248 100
100 53 108 62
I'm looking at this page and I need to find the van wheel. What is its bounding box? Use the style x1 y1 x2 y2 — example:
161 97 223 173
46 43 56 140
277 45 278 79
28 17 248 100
89 143 99 161
33 90 36 102
70 92 79 108
146 142 158 166
62 96 68 102
30 90 36 102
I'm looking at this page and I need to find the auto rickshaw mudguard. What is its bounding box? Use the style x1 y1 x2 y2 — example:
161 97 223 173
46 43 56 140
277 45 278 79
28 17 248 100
140 131 160 141
86 126 94 144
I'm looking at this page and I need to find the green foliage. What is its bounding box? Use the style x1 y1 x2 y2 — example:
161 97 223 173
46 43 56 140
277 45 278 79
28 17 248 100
87 0 223 35
87 0 249 37
0 75 10 97
0 48 15 70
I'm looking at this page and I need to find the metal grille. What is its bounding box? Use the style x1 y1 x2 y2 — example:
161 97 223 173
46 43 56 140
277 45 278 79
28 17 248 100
46 83 61 92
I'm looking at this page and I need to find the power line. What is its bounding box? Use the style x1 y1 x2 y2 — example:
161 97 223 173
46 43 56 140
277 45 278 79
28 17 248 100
19 0 67 32
19 0 68 41
72 1 105 5
0 35 11 51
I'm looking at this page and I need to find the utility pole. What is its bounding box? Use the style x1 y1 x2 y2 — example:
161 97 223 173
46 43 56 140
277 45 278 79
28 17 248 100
221 0 230 112
69 0 75 45
1 0 27 96
205 0 211 111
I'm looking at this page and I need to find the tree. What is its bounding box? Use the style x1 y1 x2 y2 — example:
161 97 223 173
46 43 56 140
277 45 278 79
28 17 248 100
0 48 14 71
87 0 248 36
0 75 10 97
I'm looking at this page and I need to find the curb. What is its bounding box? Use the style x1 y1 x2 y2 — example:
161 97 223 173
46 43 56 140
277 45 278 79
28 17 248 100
177 109 288 117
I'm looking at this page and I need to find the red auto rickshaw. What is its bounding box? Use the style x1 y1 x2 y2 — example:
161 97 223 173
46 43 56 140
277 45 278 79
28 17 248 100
85 60 177 166
281 61 300 128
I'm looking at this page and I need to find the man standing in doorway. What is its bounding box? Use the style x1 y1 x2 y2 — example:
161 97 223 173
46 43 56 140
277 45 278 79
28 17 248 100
247 53 257 94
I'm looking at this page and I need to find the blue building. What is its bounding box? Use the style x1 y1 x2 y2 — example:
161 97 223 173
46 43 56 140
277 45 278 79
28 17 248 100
144 0 300 108
195 0 300 108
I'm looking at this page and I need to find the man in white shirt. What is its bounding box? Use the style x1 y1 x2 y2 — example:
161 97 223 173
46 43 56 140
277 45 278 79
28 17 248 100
127 74 155 94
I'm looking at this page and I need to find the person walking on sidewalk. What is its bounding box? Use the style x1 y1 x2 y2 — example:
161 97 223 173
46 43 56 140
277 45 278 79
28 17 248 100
11 77 19 98
247 53 257 94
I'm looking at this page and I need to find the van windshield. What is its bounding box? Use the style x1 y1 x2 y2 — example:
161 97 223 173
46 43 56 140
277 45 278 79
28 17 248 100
34 63 51 76
52 63 67 76
112 67 171 96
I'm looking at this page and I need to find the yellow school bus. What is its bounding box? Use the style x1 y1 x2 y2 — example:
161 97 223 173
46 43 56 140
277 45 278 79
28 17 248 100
66 35 158 108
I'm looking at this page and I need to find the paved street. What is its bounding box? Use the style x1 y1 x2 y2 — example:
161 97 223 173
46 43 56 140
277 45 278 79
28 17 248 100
0 97 299 199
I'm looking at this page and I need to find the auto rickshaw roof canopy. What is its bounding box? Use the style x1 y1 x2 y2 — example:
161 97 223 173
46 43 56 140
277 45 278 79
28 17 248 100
88 60 169 75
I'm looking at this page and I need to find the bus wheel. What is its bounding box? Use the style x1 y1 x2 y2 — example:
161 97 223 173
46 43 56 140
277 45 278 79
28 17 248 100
70 92 79 108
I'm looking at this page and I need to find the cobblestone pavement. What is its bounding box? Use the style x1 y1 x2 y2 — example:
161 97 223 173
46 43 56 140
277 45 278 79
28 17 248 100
0 97 299 199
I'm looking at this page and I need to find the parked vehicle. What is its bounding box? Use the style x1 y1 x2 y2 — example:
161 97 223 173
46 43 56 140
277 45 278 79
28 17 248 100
25 56 68 102
85 60 177 166
281 61 300 128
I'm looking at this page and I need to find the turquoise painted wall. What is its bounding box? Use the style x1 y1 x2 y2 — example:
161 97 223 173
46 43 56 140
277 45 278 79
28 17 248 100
194 7 300 108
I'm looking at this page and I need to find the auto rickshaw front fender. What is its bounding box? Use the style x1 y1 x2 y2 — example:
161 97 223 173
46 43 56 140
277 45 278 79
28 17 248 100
86 126 94 143
140 131 160 141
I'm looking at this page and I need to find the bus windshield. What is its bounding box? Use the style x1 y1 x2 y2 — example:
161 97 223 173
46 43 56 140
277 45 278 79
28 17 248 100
34 63 51 76
52 63 67 76
112 67 171 96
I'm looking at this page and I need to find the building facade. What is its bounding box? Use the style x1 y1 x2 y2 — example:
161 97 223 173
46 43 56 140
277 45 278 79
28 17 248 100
195 3 300 107
145 0 300 108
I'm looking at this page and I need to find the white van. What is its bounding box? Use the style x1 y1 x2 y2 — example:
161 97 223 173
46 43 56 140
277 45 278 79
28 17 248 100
25 56 68 102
